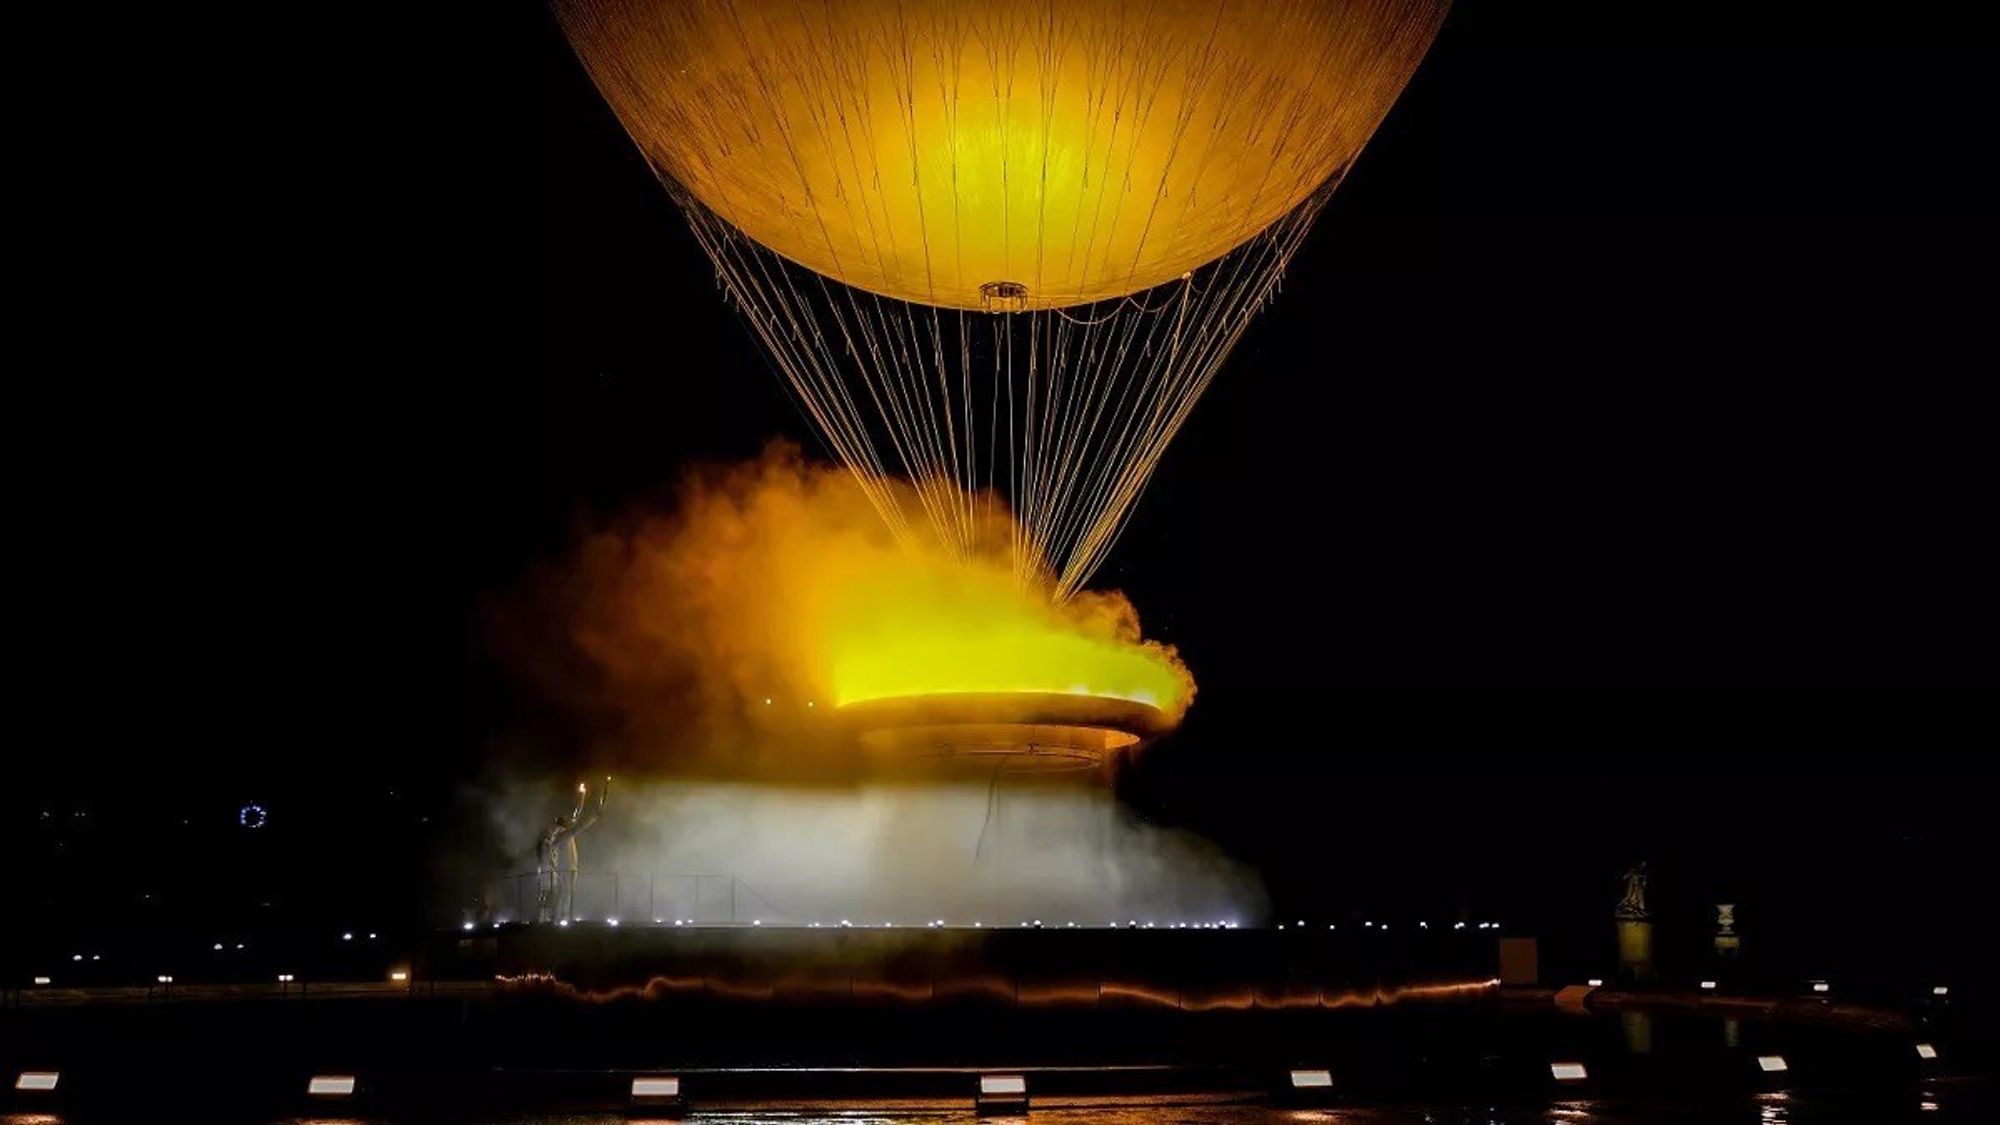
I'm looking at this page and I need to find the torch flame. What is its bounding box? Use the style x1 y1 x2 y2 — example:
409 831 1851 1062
821 545 1189 715
563 445 1194 756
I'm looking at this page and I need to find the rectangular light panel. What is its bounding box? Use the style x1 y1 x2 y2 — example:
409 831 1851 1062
631 1076 682 1098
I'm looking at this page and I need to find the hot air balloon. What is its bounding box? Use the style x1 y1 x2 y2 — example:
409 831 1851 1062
555 0 1449 602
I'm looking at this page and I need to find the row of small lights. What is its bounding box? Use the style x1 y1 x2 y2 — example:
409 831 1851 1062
28 969 411 987
469 918 1501 931
56 931 378 959
33 932 382 982
509 918 1246 930
39 970 1942 994
1576 978 1950 999
32 927 397 988
10 1070 989 1106
37 971 1947 997
1279 920 1502 931
21 1052 1950 1103
1549 1040 1945 1084
12 1071 359 1098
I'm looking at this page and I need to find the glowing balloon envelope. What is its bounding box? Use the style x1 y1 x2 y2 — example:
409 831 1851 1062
559 0 1448 310
558 0 1449 598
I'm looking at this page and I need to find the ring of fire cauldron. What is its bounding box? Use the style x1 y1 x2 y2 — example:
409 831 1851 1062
837 691 1173 773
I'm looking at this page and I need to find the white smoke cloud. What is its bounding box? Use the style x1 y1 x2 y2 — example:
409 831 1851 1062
488 777 1264 927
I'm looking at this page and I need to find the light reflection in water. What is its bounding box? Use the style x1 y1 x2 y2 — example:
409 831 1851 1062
432 1110 1595 1125
1621 1008 1654 1055
277 1092 1989 1124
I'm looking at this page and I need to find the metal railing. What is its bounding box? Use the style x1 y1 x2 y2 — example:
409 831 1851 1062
471 871 787 926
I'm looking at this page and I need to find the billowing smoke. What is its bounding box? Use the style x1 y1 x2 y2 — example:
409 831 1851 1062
497 443 1192 775
477 445 1259 923
484 776 1263 926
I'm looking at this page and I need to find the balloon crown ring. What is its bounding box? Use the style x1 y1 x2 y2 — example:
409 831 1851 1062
979 280 1031 313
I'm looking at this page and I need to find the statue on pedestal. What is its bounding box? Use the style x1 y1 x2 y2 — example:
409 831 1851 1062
1714 902 1741 958
1615 861 1655 983
536 777 610 924
1616 862 1650 920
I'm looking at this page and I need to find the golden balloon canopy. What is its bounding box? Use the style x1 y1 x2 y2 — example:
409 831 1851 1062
558 0 1449 311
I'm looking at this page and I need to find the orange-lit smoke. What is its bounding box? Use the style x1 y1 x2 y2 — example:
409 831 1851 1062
559 444 1193 765
480 452 1247 922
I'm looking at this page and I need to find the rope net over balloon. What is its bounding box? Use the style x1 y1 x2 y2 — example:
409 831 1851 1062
676 186 1331 600
557 0 1449 600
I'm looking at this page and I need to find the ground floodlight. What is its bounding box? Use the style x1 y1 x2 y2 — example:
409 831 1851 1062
976 1073 1029 1115
15 1072 60 1092
1550 1062 1588 1081
1289 1069 1333 1088
308 1075 356 1097
631 1074 687 1113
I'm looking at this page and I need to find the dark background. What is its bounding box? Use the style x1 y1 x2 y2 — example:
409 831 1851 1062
14 2 1994 981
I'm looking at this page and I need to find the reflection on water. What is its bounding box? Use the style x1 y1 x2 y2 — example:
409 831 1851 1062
1620 1009 1654 1055
275 1094 1976 1125
5 1093 1985 1125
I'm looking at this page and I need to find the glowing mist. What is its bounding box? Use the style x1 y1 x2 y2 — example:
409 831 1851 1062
487 777 1264 927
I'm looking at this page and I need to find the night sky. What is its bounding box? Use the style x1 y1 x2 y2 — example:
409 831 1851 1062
16 3 1994 968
